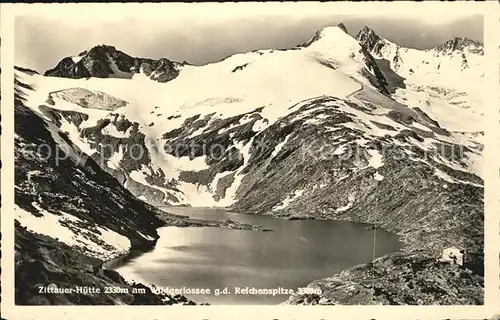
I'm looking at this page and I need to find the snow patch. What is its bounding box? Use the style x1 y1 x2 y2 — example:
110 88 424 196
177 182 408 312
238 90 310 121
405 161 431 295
107 146 124 170
58 119 96 157
366 149 384 169
333 144 347 155
408 137 436 151
137 231 155 241
412 122 433 132
434 168 457 184
335 193 356 213
273 189 305 211
215 139 254 206
270 134 292 159
373 172 384 181
102 123 131 138
15 203 131 260
46 122 89 167
252 118 269 132
108 56 134 79
71 56 83 63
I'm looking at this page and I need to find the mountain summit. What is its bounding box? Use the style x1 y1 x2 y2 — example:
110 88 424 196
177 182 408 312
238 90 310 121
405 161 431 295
336 22 348 34
44 44 181 83
355 26 383 54
297 25 391 94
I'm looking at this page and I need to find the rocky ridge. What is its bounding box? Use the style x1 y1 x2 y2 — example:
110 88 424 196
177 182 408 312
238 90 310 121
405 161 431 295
355 26 483 78
44 45 181 83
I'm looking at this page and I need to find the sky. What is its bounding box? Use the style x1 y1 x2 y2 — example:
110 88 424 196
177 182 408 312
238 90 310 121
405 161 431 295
13 3 483 73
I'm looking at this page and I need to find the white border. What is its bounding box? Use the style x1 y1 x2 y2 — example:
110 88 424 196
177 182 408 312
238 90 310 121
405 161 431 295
1 2 499 319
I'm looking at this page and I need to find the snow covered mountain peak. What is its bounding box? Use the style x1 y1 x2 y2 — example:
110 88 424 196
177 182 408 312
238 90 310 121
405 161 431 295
296 24 391 94
301 24 355 48
316 25 358 45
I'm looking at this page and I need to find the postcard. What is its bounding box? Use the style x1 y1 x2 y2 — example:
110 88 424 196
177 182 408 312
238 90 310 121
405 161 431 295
1 2 499 319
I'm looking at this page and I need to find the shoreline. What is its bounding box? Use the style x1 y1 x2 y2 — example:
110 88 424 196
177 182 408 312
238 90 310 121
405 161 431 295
105 206 405 305
101 206 276 305
159 205 483 305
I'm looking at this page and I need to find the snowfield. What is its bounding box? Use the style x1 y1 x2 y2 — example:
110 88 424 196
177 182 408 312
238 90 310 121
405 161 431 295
392 85 483 132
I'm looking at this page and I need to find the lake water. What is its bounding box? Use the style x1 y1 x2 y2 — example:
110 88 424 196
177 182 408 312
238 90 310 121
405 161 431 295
113 207 402 305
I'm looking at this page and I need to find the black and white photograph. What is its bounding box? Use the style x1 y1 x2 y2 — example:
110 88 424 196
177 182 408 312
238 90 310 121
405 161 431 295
1 2 495 316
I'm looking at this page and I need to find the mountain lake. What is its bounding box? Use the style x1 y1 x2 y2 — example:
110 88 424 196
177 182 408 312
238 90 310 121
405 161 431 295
112 207 402 305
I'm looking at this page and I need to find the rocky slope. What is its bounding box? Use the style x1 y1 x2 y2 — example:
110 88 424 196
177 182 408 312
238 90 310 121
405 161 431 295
13 76 203 305
286 251 483 305
14 23 485 305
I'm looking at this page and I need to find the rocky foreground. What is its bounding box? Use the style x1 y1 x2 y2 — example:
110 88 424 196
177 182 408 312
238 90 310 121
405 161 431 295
286 251 483 305
15 221 200 305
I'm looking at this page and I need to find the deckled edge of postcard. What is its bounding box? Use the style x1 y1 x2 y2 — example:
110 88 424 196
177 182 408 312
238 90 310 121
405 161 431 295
1 2 499 319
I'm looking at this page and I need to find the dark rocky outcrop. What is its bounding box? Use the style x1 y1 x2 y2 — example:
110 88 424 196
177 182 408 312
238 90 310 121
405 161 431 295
355 25 483 80
141 58 179 83
162 108 264 195
434 37 484 55
355 26 407 93
44 45 180 83
356 26 385 57
38 105 89 129
15 102 163 251
231 63 249 73
12 77 217 306
14 65 40 75
356 26 483 58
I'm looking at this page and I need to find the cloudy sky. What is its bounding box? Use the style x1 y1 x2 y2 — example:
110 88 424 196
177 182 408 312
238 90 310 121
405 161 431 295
14 3 483 73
